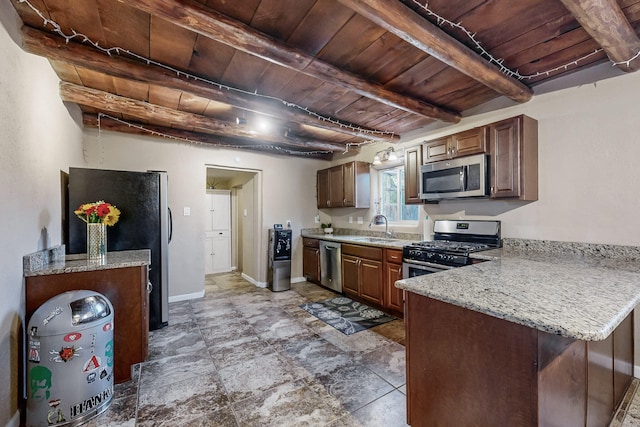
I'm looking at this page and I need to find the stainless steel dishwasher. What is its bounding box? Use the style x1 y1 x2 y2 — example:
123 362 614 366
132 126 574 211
319 241 342 293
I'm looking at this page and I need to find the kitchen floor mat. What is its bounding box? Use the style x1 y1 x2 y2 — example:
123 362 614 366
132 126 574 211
299 296 395 335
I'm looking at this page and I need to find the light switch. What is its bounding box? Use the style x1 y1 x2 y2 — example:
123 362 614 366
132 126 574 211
357 217 363 224
349 216 353 224
243 209 248 217
183 207 190 216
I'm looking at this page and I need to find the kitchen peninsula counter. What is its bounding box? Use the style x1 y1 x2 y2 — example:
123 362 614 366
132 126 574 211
397 239 640 426
24 246 151 383
398 244 640 341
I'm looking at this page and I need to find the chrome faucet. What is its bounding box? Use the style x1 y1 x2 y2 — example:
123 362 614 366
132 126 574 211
369 214 392 237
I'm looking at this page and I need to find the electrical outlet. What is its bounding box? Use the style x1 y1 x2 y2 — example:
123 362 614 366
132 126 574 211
357 216 363 224
314 215 320 223
183 207 191 216
349 216 353 224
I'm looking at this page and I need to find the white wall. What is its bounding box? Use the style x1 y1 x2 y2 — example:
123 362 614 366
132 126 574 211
0 2 85 424
330 71 640 247
81 130 329 296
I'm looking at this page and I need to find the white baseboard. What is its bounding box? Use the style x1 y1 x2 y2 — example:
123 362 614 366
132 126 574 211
7 410 20 427
290 276 307 283
242 272 267 288
168 290 205 303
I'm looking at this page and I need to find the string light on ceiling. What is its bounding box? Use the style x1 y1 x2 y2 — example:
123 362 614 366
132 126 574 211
96 113 334 156
408 0 638 79
16 0 396 147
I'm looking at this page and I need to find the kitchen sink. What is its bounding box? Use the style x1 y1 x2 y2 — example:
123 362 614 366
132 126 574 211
351 237 398 243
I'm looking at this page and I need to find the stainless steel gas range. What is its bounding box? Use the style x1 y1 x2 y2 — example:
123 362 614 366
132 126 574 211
402 220 501 278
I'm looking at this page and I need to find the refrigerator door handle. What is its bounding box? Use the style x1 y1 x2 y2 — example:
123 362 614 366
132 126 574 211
168 207 173 243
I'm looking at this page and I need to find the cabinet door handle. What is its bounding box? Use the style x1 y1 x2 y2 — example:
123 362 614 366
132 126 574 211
147 281 153 294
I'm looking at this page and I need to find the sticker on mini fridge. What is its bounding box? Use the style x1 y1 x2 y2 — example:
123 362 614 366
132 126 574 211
28 340 41 363
63 332 82 342
29 365 52 400
49 346 81 363
83 355 102 372
47 399 66 425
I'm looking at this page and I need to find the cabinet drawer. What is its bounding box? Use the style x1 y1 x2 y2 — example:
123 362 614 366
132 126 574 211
303 238 320 248
386 249 403 264
342 244 383 261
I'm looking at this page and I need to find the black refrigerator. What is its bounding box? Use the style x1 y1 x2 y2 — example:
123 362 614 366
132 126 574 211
67 167 171 331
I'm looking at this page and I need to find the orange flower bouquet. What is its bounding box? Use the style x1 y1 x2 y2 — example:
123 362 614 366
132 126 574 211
74 201 121 226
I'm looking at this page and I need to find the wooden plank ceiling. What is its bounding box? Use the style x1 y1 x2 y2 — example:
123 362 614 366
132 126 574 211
10 0 640 159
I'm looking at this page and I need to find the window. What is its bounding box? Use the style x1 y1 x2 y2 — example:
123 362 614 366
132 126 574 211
379 166 419 223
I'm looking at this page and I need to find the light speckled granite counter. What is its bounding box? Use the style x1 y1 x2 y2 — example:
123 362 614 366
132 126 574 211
301 227 419 249
23 245 151 277
396 238 640 341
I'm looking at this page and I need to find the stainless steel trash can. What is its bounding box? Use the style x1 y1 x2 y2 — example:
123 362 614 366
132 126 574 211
27 290 114 427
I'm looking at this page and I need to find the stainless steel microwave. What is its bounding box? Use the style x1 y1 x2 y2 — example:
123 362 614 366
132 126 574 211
419 153 488 200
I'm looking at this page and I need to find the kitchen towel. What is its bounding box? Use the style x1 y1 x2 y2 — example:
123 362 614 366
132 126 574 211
299 296 395 335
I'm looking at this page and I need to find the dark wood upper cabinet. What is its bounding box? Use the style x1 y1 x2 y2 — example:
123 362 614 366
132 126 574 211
329 165 344 208
423 127 487 163
317 161 370 208
404 145 423 205
489 115 538 201
416 115 538 202
317 168 330 208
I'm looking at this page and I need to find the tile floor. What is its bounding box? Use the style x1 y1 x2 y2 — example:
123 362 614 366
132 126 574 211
85 272 408 426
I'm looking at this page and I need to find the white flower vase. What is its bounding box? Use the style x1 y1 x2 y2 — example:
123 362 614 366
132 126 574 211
87 223 107 261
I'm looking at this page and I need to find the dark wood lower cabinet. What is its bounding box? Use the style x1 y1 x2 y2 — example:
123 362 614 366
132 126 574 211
302 238 321 284
25 266 149 384
383 249 404 317
406 292 633 427
341 244 383 306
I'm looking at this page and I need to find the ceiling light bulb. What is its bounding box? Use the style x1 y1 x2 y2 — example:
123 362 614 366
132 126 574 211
372 154 381 165
256 118 270 132
388 149 397 161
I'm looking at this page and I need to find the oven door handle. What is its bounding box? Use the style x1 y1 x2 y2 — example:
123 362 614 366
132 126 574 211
402 260 455 271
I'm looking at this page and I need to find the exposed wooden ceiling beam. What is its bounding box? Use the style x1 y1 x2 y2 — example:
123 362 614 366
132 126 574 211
19 26 397 143
336 0 533 103
59 82 347 153
121 0 461 123
82 114 332 159
559 0 640 72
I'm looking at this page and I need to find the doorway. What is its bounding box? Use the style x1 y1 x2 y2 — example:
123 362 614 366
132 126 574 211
205 165 261 282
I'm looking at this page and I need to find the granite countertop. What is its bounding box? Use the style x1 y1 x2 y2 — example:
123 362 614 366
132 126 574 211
301 229 418 249
396 239 640 341
24 245 151 277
